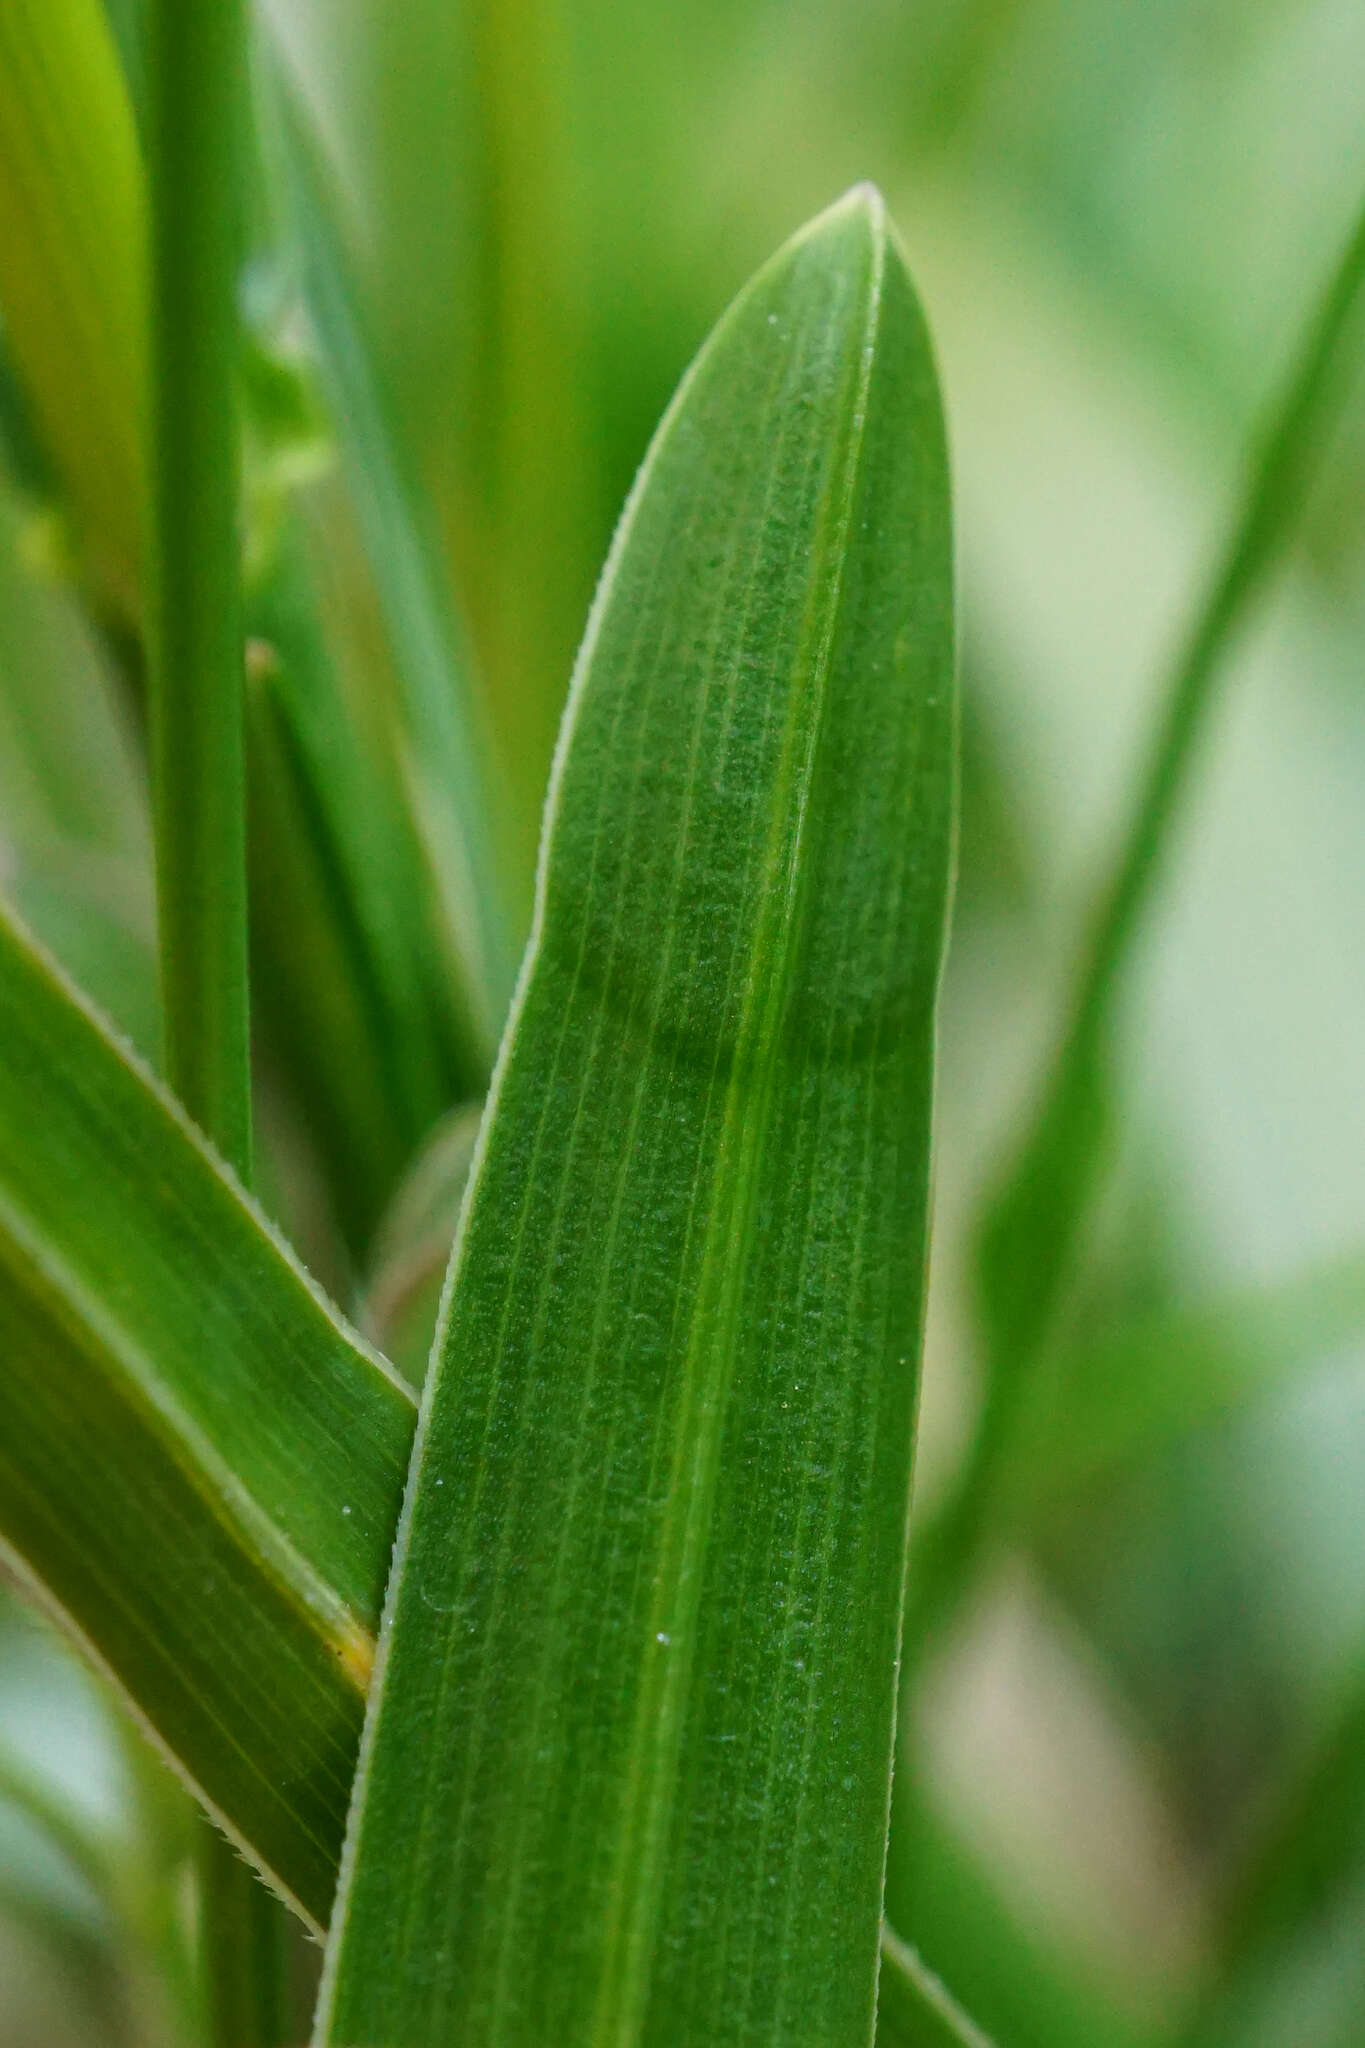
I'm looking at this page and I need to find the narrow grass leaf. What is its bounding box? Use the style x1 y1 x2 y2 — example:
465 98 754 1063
261 51 526 1062
877 1927 997 2048
316 186 954 2048
1180 1680 1365 2048
0 0 146 613
360 1101 485 1387
904 180 1365 1658
977 182 1365 1388
244 541 486 1247
0 901 416 1928
0 0 478 1241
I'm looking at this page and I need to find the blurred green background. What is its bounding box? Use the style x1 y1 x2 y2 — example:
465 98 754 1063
3 1 1365 2043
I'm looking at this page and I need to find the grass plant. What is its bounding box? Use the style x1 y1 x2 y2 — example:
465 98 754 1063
0 5 1363 2046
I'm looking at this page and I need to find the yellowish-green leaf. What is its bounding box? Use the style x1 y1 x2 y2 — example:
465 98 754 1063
0 899 416 1929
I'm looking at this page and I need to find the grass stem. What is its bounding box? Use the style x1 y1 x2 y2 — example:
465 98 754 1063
146 1 290 2036
147 0 252 1182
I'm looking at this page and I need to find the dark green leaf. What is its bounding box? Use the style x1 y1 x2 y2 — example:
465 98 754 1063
316 185 954 2048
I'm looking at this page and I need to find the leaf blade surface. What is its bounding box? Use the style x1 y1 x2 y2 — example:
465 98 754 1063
0 901 416 1927
317 186 955 2048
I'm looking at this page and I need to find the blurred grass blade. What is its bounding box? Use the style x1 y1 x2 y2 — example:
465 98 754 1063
260 50 526 1061
360 1100 485 1386
977 184 1365 1378
979 181 1365 1379
1001 1251 1365 1519
0 0 480 1241
0 476 158 1058
884 1776 1158 2048
0 0 146 613
904 182 1365 1650
0 1741 114 1904
199 1842 294 2046
877 1928 997 2048
0 900 417 1929
316 187 954 2048
244 540 485 1244
1181 1678 1365 2048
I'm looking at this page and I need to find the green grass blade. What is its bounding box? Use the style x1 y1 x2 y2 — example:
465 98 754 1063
908 181 1365 1653
877 1928 997 2048
315 186 954 2048
1180 1683 1365 2048
978 182 1365 1375
0 0 146 613
199 1840 294 2046
244 537 485 1247
0 0 478 1243
0 900 417 1929
979 182 1365 1378
260 50 526 1062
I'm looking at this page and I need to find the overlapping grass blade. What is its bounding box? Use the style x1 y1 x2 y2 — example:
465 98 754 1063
261 55 525 1061
0 901 981 2048
0 0 490 1240
244 539 485 1245
877 1928 997 2048
315 185 954 2048
0 901 416 1928
360 1101 485 1387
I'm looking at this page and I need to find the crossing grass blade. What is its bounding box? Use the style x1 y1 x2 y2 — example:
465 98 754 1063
877 1928 997 2048
0 908 976 2048
0 899 416 1930
977 182 1365 1397
315 185 954 2048
999 1250 1365 1522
